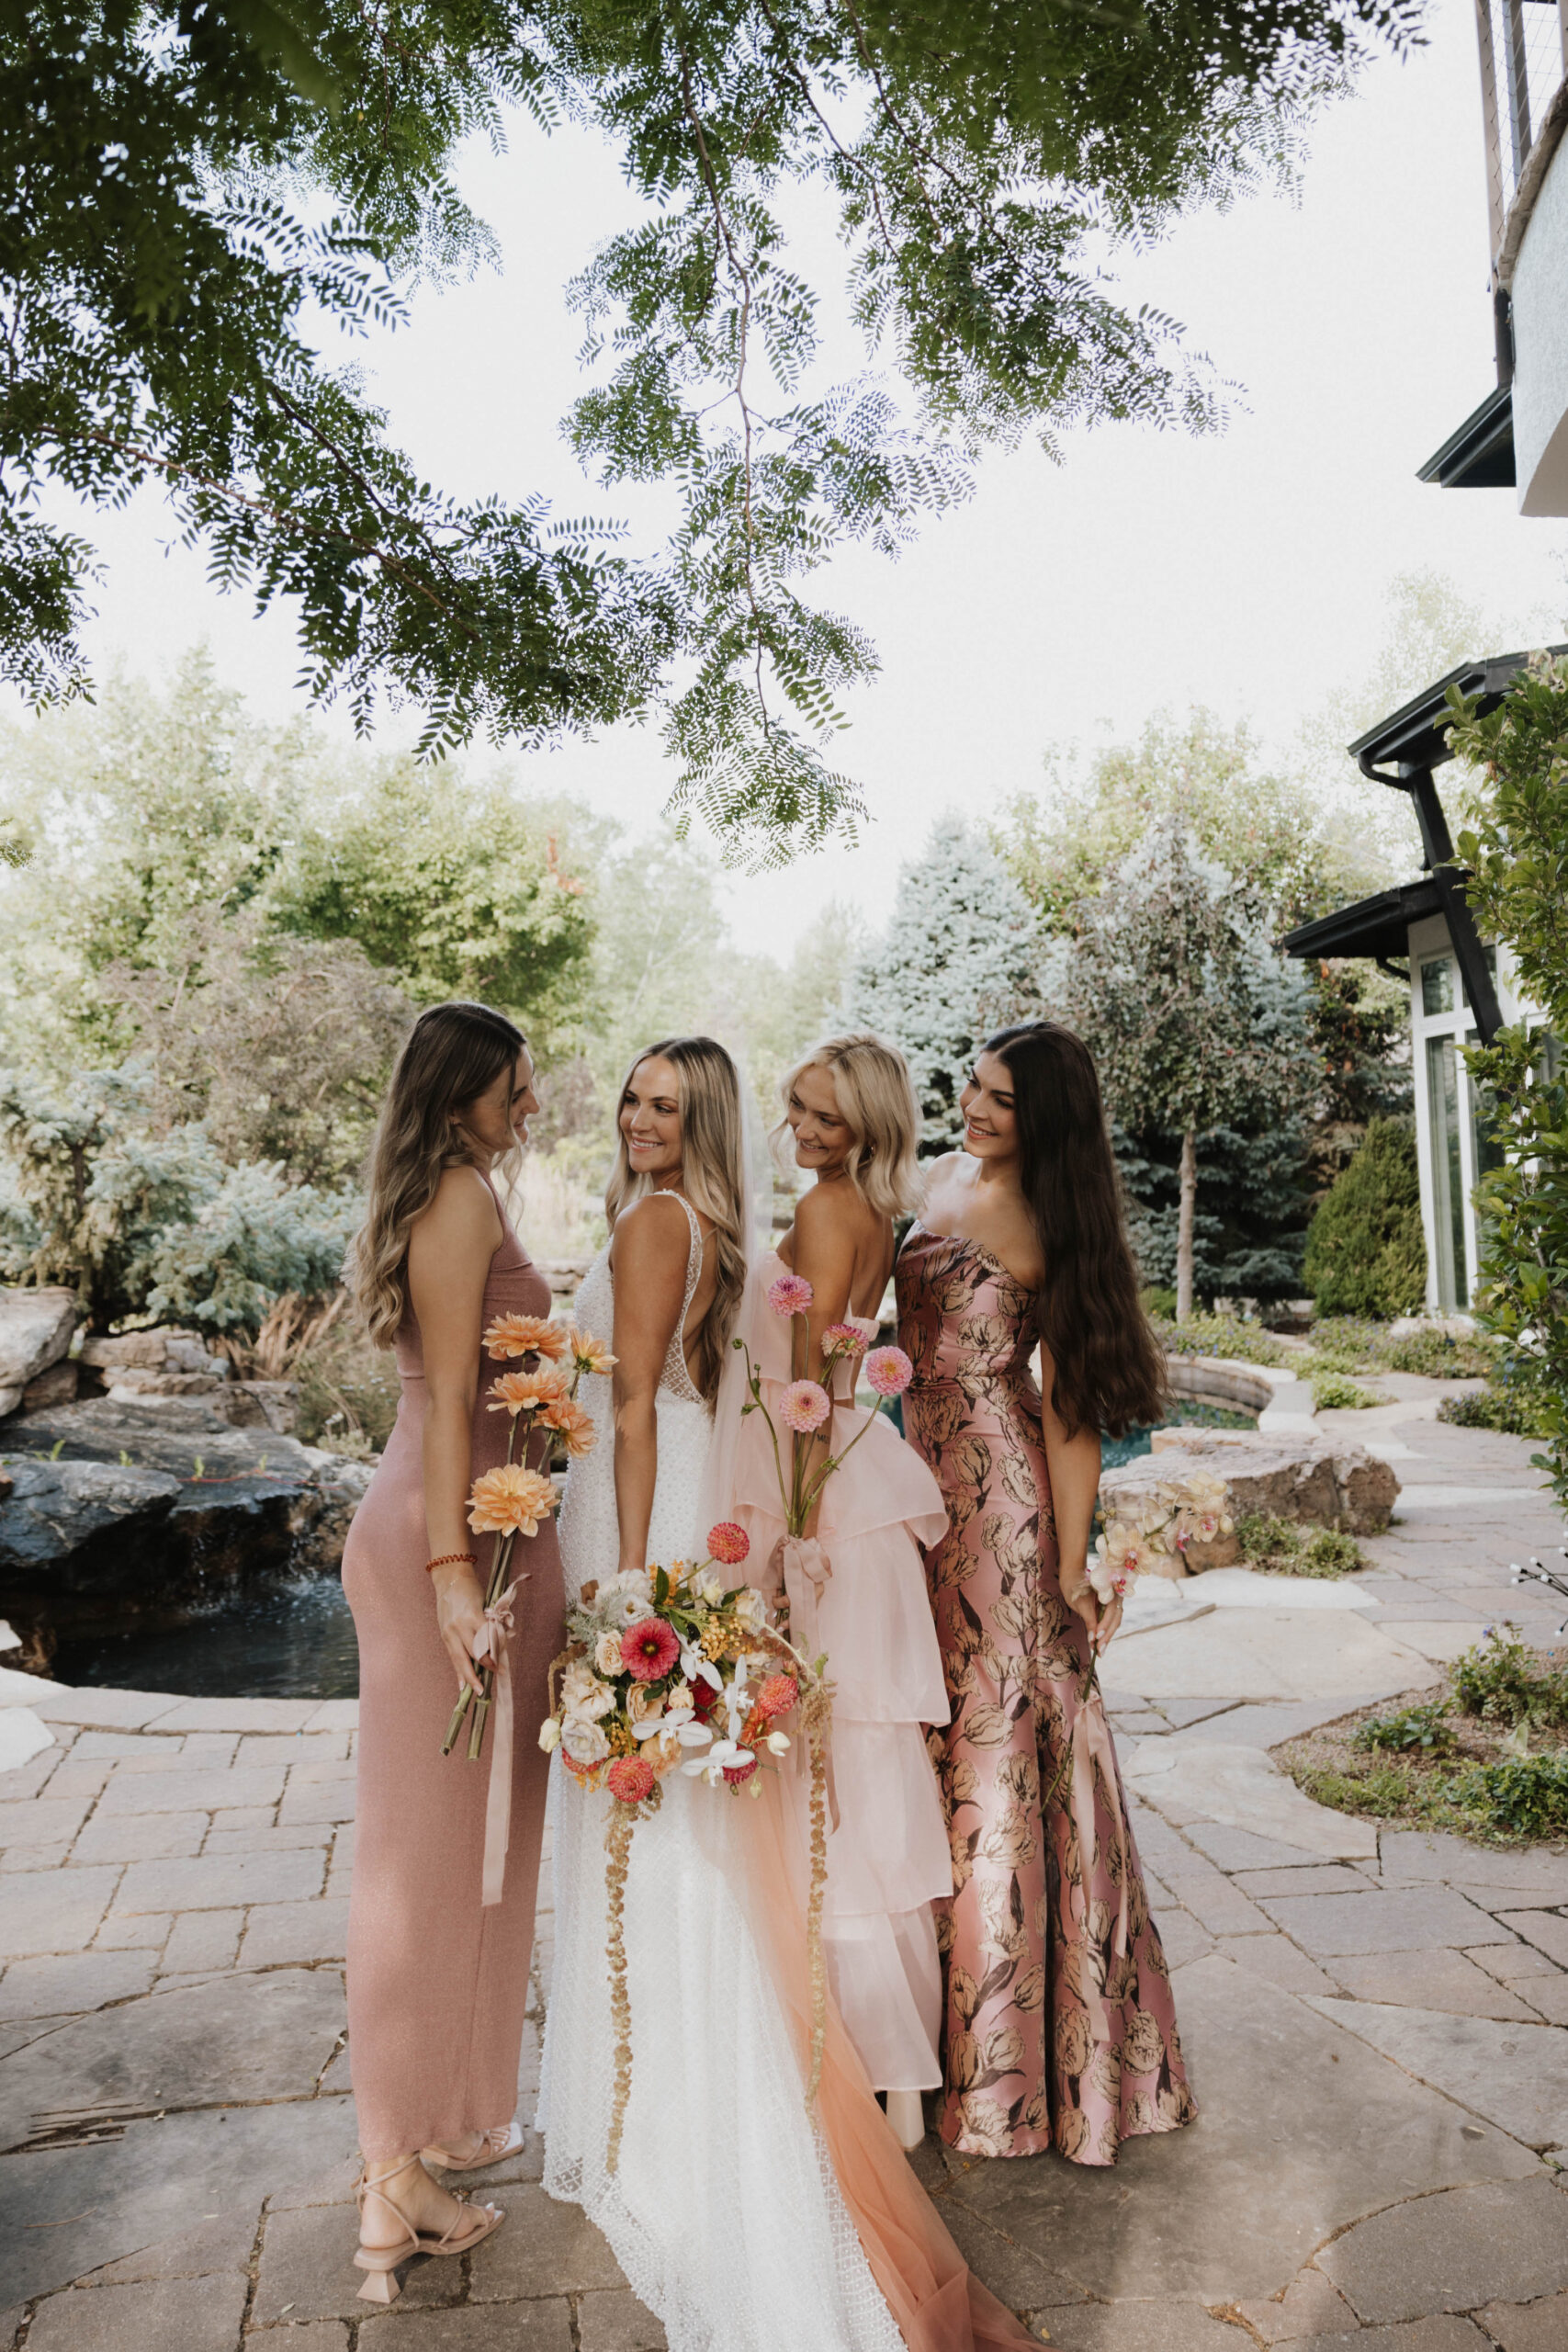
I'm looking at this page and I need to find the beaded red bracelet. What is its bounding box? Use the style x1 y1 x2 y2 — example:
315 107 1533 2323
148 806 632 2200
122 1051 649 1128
424 1550 479 1575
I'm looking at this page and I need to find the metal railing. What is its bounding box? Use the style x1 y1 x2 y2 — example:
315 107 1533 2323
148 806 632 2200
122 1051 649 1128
1477 0 1568 257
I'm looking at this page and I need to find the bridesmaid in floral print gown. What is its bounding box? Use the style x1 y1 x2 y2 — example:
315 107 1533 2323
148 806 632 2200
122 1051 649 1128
897 1022 1196 2166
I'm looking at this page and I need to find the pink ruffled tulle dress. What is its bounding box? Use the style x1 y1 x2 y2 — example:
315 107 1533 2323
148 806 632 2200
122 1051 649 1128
722 1251 953 2095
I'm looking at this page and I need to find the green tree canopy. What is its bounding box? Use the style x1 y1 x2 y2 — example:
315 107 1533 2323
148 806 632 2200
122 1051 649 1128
6 0 1423 863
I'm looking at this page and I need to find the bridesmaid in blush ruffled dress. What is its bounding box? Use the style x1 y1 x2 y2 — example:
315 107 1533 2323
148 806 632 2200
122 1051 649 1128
897 1021 1196 2166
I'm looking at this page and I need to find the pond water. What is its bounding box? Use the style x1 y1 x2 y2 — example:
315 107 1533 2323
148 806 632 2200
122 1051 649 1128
54 1574 359 1701
51 1400 1257 1700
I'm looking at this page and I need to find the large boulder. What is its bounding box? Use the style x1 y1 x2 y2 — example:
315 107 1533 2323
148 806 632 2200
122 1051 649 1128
0 1396 374 1663
1145 1426 1400 1538
0 1287 78 1417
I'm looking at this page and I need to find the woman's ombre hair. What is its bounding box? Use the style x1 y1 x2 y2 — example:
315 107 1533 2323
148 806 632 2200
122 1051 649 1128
350 1001 525 1348
773 1032 921 1219
604 1036 747 1406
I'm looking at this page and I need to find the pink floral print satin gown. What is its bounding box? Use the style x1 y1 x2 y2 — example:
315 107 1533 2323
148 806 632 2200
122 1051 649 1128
896 1223 1196 2165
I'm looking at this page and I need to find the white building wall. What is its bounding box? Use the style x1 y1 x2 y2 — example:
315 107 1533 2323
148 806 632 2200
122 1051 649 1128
1510 131 1568 514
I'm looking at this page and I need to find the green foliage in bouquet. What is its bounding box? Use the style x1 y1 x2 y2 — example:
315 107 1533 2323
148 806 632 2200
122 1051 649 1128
1303 1118 1425 1319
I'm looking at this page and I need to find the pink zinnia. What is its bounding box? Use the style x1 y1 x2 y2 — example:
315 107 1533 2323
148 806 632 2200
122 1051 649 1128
779 1379 831 1433
821 1323 869 1358
706 1521 750 1566
621 1618 681 1682
723 1757 759 1788
863 1345 913 1398
606 1755 655 1804
767 1272 813 1317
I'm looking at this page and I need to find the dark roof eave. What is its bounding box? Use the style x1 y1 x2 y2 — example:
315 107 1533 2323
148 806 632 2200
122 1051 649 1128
1281 876 1446 963
1348 642 1568 781
1416 383 1516 490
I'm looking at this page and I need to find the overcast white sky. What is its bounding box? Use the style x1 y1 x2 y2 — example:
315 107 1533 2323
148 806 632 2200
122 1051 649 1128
23 0 1568 947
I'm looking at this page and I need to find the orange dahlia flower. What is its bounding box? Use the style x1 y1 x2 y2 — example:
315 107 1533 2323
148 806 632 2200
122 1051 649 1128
541 1396 596 1456
487 1365 571 1416
564 1326 616 1375
468 1464 558 1537
484 1313 567 1362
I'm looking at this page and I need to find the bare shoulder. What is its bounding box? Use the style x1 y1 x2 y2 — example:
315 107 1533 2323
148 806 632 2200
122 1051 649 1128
794 1179 873 1244
613 1191 695 1266
919 1152 970 1215
413 1165 501 1250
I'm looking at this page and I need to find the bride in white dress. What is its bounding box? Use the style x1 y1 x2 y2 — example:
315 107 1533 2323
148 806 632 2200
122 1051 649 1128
537 1035 1034 2352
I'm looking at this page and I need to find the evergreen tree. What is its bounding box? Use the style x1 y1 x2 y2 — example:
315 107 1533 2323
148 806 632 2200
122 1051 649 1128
1052 820 1317 1318
852 816 1038 1155
1302 1118 1425 1318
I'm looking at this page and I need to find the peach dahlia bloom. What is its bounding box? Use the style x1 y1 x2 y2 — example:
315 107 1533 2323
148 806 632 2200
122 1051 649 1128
487 1364 571 1416
468 1464 558 1537
484 1313 567 1361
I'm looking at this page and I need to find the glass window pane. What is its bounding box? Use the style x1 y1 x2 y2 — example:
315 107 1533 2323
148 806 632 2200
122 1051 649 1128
1422 957 1455 1016
1427 1035 1468 1311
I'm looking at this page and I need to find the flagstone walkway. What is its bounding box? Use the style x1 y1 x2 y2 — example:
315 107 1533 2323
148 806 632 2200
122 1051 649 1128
2 1377 1567 2351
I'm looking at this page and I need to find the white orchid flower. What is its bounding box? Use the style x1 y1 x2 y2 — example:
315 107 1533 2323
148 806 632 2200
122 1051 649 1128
679 1641 722 1692
682 1738 753 1785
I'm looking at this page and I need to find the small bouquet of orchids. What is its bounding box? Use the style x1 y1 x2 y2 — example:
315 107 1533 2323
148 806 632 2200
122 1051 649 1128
540 1523 834 2170
443 1314 615 1766
1088 1468 1234 1607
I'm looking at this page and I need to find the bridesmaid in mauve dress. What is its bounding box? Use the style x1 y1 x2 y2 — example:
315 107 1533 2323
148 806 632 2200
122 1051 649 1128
897 1021 1196 2166
341 1002 567 2301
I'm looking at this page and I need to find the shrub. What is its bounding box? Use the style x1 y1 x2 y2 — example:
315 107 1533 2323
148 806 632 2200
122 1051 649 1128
1449 1625 1568 1728
1309 1369 1382 1410
1235 1511 1364 1577
1356 1700 1455 1757
1382 1329 1497 1379
1442 1755 1568 1840
218 1291 399 1453
1303 1118 1426 1319
1437 1384 1552 1438
1151 1313 1295 1368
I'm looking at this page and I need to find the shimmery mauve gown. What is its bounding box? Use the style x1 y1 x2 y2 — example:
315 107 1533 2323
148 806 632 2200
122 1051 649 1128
343 1170 566 2160
896 1223 1196 2165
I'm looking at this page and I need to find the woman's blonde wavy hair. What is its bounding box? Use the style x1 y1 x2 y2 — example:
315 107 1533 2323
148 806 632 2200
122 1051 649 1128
350 1001 526 1348
604 1036 747 1407
773 1032 921 1219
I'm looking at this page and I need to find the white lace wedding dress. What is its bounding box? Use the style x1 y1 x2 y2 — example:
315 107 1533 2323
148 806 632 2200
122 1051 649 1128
536 1204 905 2352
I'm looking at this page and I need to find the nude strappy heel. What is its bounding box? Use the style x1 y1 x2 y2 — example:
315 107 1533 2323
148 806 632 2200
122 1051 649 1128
353 2154 504 2303
420 2119 525 2172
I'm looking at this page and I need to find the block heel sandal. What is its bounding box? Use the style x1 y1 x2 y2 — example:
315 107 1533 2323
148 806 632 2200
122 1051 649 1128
353 2155 504 2304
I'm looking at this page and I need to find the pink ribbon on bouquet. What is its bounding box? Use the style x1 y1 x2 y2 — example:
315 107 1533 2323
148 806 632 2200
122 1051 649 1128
772 1536 840 1835
472 1579 526 1908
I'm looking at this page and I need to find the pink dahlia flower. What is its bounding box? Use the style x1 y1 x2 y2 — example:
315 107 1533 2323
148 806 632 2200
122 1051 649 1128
606 1755 655 1804
821 1322 869 1358
779 1379 831 1433
621 1618 681 1682
767 1272 813 1317
706 1521 750 1566
756 1672 798 1720
863 1345 913 1398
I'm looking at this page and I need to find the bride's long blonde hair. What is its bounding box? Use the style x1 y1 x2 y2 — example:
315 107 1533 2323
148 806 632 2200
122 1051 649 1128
604 1035 748 1406
351 1001 526 1348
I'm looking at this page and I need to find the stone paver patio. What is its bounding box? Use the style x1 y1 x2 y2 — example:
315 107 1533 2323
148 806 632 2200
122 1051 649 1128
3 1379 1567 2349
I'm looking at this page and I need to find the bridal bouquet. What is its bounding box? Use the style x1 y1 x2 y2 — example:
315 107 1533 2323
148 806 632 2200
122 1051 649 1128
1089 1467 1234 1605
540 1521 834 2170
443 1315 615 1767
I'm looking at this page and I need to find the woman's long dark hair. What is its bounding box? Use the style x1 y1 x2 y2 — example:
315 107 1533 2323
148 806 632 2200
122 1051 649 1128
985 1022 1166 1439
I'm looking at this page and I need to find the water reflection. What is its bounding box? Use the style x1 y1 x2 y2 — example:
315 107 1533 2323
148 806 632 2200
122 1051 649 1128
53 1574 358 1700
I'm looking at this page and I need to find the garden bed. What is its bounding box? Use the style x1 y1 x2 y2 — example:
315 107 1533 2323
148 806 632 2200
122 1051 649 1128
1274 1628 1568 1846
